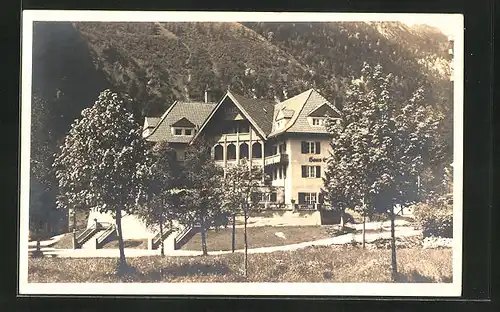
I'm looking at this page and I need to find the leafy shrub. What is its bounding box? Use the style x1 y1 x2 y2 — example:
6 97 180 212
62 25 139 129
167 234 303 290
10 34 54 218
413 202 452 238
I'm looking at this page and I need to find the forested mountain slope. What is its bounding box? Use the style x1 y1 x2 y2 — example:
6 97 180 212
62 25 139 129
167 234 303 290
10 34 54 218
32 21 452 139
30 21 453 229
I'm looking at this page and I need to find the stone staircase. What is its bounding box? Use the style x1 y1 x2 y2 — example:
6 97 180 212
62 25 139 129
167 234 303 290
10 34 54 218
81 230 106 249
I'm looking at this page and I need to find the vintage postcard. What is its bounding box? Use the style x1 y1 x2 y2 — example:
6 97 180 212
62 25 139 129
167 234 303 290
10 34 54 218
20 10 463 297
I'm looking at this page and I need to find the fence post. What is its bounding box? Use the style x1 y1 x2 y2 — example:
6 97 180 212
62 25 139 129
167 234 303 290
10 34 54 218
72 228 77 249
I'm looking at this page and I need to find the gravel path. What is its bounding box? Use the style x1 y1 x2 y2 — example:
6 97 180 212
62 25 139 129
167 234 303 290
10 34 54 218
30 226 420 258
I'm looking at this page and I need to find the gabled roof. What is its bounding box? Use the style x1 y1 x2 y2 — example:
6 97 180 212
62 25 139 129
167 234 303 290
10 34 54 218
145 88 338 144
146 101 217 143
228 91 275 136
275 108 295 121
307 101 342 117
284 89 338 135
192 90 275 142
269 89 313 136
171 117 195 128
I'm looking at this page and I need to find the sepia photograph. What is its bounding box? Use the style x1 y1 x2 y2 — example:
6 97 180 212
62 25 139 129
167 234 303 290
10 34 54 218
20 11 463 296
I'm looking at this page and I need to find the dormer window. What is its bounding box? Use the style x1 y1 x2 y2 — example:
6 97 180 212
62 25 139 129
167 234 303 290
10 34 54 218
173 127 194 136
312 118 325 126
171 117 196 136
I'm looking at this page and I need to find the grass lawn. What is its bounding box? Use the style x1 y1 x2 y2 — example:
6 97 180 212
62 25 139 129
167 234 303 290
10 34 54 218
102 239 148 249
51 234 148 250
180 225 338 251
51 231 84 249
28 246 452 283
345 209 415 224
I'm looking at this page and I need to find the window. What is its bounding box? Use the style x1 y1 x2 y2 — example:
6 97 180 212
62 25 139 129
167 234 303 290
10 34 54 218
252 142 262 158
184 129 192 135
227 144 236 160
298 192 317 205
270 192 277 202
301 141 321 154
174 128 182 135
240 143 249 159
301 165 321 178
214 145 223 161
312 118 325 126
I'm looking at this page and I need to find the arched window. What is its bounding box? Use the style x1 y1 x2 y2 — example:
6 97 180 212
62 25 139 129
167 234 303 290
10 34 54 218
239 143 249 159
214 144 223 161
252 142 262 158
227 144 236 160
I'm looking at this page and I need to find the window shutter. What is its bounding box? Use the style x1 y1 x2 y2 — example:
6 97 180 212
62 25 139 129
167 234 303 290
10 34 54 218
315 142 321 154
301 141 307 154
316 166 321 178
298 193 306 204
318 193 324 204
302 166 307 178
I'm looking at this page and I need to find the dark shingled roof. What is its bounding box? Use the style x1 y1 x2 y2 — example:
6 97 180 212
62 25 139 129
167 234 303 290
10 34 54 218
146 101 217 143
228 91 275 136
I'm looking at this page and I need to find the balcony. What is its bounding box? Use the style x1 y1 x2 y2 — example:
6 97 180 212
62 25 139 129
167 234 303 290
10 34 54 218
295 203 323 211
264 153 289 166
215 133 251 143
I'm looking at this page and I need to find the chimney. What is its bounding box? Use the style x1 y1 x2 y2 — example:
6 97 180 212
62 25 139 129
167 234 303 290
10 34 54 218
204 88 222 103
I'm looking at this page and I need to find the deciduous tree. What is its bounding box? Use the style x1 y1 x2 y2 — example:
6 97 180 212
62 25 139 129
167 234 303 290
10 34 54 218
53 89 149 273
323 63 440 280
138 141 182 256
178 138 227 256
224 158 267 278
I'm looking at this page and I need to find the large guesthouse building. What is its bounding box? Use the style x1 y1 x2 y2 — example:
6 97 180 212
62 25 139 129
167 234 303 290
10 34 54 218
143 88 341 211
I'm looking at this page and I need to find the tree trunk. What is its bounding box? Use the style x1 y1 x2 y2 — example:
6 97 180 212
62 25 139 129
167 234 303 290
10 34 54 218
114 208 127 273
159 213 164 257
200 216 208 256
72 228 77 249
244 209 248 278
390 205 398 281
339 211 345 230
231 213 236 253
73 208 76 232
362 214 366 249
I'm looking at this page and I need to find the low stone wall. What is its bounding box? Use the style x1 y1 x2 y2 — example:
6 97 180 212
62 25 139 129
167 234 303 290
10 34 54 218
235 210 322 227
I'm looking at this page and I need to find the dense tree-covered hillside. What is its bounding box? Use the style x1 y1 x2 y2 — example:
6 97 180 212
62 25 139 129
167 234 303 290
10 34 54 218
30 21 453 234
33 21 452 136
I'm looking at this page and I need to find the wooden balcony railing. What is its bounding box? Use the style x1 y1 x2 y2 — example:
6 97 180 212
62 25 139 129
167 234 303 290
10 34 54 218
296 203 323 211
264 153 289 166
